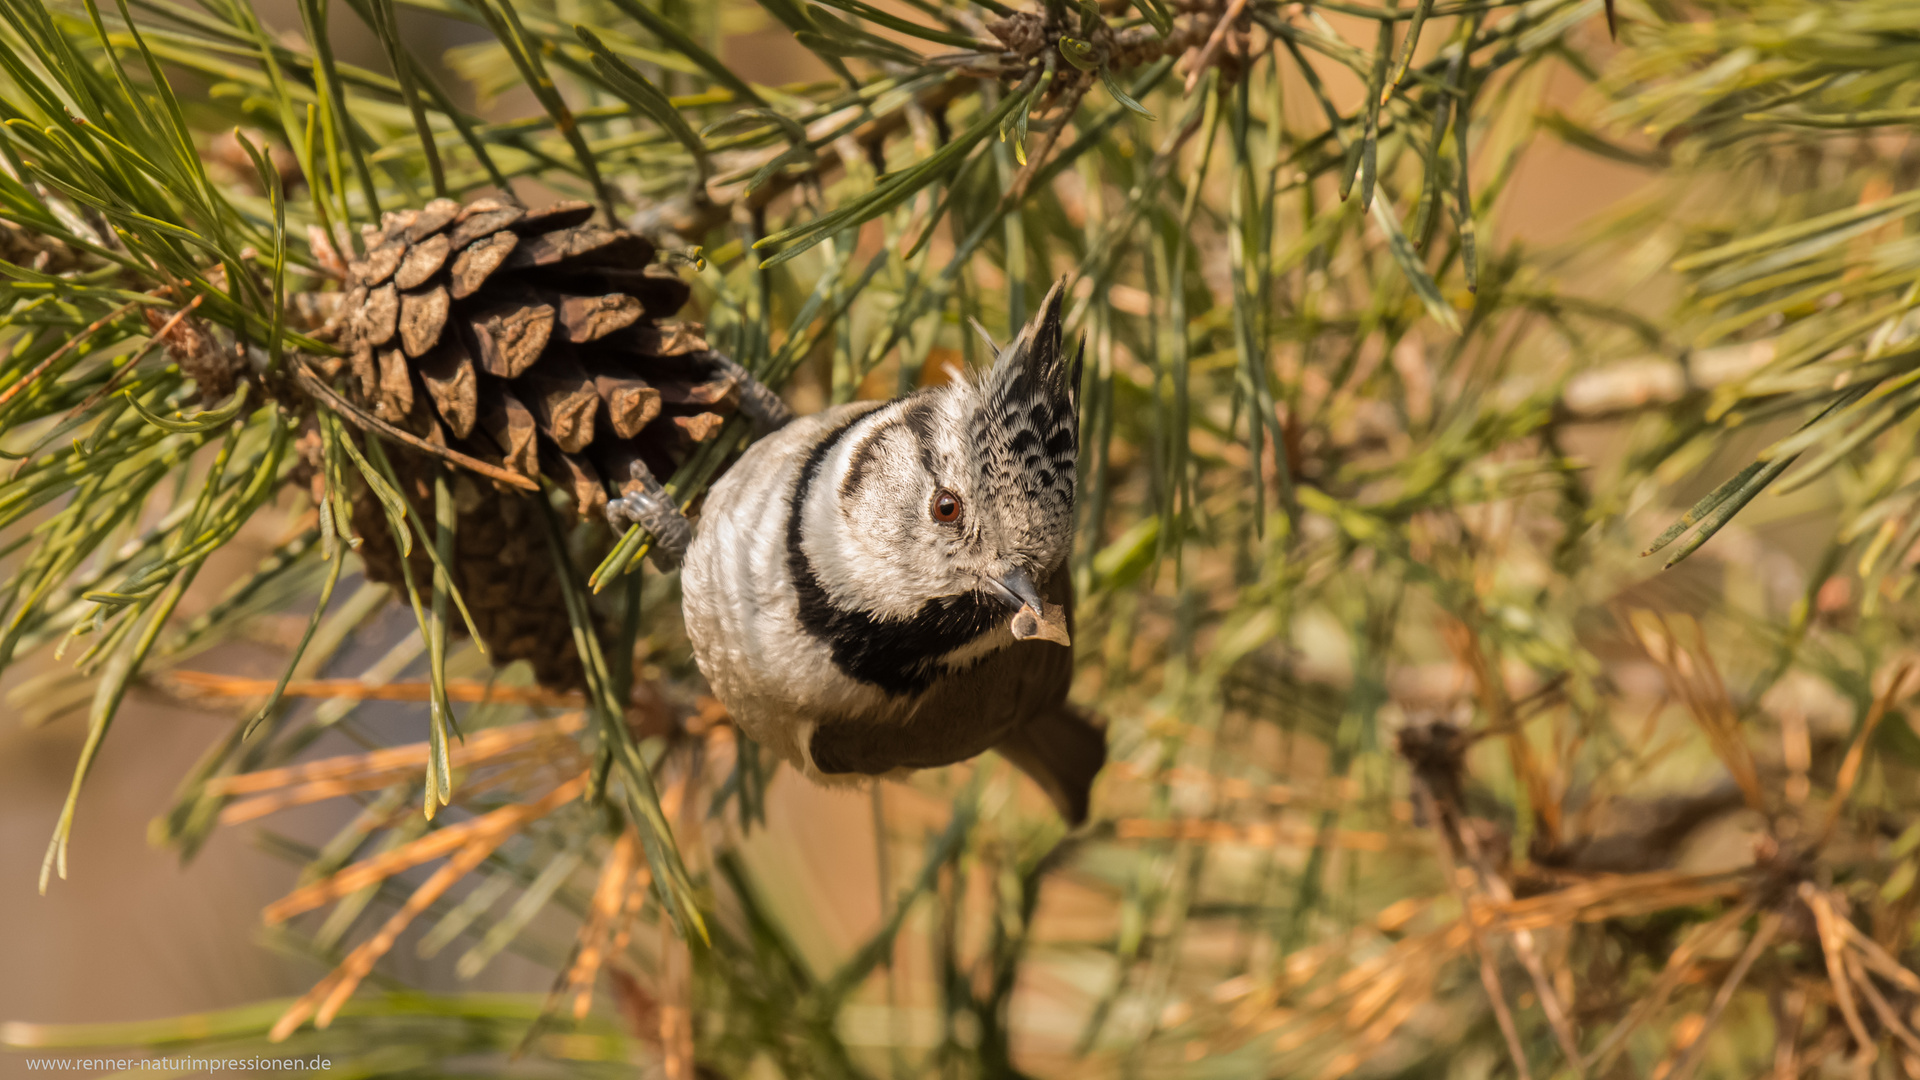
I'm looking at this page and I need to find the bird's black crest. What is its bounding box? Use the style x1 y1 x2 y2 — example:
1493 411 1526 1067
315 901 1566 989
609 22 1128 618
981 281 1079 520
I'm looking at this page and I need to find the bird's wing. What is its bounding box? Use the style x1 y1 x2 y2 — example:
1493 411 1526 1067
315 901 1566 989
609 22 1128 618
805 568 1105 823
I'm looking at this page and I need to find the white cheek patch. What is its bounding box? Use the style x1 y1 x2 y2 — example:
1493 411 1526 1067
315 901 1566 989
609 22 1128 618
806 405 952 621
855 426 927 542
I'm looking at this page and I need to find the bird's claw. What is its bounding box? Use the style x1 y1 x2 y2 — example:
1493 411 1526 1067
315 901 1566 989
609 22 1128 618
705 351 792 433
606 461 693 570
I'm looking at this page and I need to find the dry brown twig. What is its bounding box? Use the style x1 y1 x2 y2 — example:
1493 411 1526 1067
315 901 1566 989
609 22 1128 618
1114 817 1397 850
1846 952 1920 1059
263 773 586 924
292 358 541 492
213 716 587 824
207 713 584 799
69 295 207 417
1455 830 1586 1077
1183 0 1250 95
267 772 590 1041
165 670 703 739
1817 661 1916 847
1627 610 1769 813
1003 77 1088 207
1445 618 1564 851
1582 899 1757 1073
1666 912 1783 1080
0 298 144 410
528 827 651 1037
1407 781 1533 1080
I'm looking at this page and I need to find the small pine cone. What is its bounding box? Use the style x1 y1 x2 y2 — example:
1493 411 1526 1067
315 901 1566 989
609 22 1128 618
325 196 745 690
144 305 237 401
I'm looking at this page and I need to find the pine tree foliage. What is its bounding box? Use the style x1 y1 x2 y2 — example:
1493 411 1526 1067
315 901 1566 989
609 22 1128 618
1598 2 1920 571
5 0 1920 1076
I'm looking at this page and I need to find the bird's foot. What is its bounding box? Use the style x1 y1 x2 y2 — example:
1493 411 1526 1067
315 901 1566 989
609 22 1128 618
606 460 693 570
705 351 792 433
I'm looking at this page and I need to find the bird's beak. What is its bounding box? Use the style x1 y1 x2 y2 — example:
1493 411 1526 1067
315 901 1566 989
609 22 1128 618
987 566 1071 648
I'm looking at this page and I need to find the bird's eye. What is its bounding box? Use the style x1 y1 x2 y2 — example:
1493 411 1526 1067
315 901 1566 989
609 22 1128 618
931 488 964 524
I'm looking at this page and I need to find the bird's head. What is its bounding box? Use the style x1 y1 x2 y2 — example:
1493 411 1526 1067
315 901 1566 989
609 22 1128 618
820 281 1081 646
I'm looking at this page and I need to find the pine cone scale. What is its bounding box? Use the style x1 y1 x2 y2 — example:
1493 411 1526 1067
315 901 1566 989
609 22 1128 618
589 364 662 438
508 199 594 234
545 446 607 517
419 342 479 438
404 197 462 243
356 241 405 285
593 267 690 318
673 413 725 441
449 203 525 248
518 351 599 453
506 224 653 271
658 369 736 408
469 298 554 378
399 286 449 357
450 231 518 299
556 292 643 343
394 234 451 290
479 387 539 477
361 284 399 346
348 346 376 398
375 347 413 421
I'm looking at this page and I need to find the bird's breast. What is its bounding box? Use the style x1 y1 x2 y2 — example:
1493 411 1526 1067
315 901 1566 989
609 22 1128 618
680 406 892 741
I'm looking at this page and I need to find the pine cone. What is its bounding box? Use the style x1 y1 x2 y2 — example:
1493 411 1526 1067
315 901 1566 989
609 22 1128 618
316 196 751 689
324 196 749 508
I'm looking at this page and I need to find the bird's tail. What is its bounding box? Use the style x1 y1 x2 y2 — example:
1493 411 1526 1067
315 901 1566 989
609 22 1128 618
996 705 1107 825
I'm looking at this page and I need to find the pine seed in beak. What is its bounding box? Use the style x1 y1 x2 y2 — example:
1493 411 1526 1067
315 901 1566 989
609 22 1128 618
1011 602 1071 647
